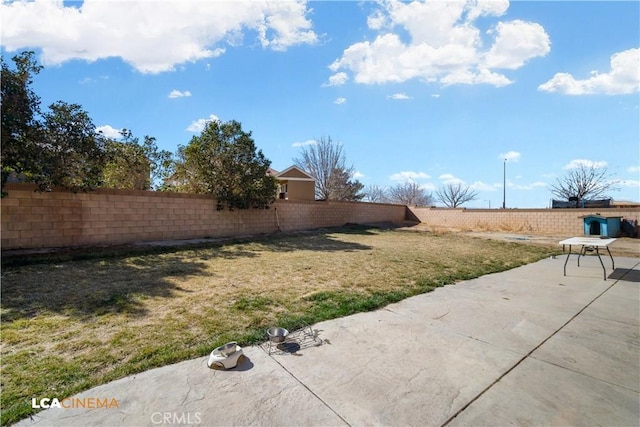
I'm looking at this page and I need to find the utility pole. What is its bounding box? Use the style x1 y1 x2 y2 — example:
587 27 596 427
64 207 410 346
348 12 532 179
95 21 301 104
502 158 506 209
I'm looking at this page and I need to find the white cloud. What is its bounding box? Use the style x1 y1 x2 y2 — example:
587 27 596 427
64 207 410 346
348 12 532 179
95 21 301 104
618 179 640 188
470 181 497 191
539 48 640 95
438 173 464 184
499 151 521 162
353 171 365 179
420 182 437 191
79 75 108 84
255 1 318 51
367 11 387 30
628 166 640 174
563 159 608 170
168 89 191 99
291 139 317 147
334 97 347 105
483 20 550 69
388 93 411 100
96 125 122 139
390 171 431 182
323 72 348 87
513 181 547 190
440 68 512 87
329 0 549 87
1 0 317 74
186 114 220 133
466 0 510 21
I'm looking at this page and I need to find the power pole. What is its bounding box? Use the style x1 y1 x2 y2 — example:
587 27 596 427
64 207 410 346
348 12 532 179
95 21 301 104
502 159 506 209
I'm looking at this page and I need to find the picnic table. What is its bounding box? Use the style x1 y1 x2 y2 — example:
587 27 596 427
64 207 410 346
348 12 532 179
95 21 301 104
559 237 616 280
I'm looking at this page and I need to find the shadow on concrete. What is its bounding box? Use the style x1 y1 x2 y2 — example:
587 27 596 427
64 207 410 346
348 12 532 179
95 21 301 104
209 355 254 372
608 268 640 283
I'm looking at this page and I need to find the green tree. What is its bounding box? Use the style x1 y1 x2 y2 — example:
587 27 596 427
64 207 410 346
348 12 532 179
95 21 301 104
1 51 107 194
328 167 365 201
103 130 173 190
293 136 364 200
37 101 107 192
172 120 277 210
1 51 43 192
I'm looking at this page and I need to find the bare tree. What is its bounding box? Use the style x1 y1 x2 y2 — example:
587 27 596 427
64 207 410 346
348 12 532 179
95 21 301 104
364 184 387 203
550 164 618 207
387 182 433 206
436 182 478 208
293 136 363 200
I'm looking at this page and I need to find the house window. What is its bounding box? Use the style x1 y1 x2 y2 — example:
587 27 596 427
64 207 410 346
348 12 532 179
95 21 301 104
278 183 288 199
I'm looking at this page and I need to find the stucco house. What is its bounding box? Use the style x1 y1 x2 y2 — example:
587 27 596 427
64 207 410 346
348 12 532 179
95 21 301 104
268 166 316 201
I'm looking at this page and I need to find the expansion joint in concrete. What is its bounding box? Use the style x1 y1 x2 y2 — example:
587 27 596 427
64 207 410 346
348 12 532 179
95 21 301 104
262 347 352 427
440 263 639 427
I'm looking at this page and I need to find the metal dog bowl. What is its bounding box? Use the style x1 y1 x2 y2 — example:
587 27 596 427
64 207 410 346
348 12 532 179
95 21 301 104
215 341 238 356
267 327 289 343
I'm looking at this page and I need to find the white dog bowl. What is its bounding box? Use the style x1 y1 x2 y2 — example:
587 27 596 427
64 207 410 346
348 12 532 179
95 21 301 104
208 343 243 369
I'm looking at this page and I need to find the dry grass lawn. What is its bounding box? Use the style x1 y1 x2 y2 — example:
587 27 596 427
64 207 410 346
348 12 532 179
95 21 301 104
1 226 557 425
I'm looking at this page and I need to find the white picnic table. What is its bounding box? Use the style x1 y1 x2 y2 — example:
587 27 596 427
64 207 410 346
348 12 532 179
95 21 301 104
559 237 616 280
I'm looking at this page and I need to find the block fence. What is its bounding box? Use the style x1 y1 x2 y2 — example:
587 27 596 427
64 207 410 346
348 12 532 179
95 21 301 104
2 184 638 250
408 206 640 236
0 184 407 250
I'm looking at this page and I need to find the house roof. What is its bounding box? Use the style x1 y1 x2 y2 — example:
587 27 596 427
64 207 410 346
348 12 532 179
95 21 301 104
273 165 315 181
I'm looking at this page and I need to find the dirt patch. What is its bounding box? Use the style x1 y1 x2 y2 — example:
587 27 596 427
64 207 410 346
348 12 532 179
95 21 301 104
390 222 638 258
463 231 639 258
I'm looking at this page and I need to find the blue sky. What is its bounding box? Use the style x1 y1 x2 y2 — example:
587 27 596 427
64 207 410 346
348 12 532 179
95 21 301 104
2 0 639 208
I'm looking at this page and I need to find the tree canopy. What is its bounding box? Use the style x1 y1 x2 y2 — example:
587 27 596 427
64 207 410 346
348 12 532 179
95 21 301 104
1 51 107 193
550 164 618 207
171 120 277 210
1 51 43 191
103 130 173 190
435 182 478 208
293 136 364 201
363 184 387 203
37 101 107 192
387 182 433 206
1 51 178 194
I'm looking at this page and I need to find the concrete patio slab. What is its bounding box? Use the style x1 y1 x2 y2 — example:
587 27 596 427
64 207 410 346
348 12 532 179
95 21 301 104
447 356 639 427
530 314 640 392
16 347 347 427
583 280 640 326
271 309 522 426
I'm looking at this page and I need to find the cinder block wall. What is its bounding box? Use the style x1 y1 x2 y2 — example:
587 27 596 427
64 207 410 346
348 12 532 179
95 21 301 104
409 207 640 236
0 184 407 249
3 184 637 250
